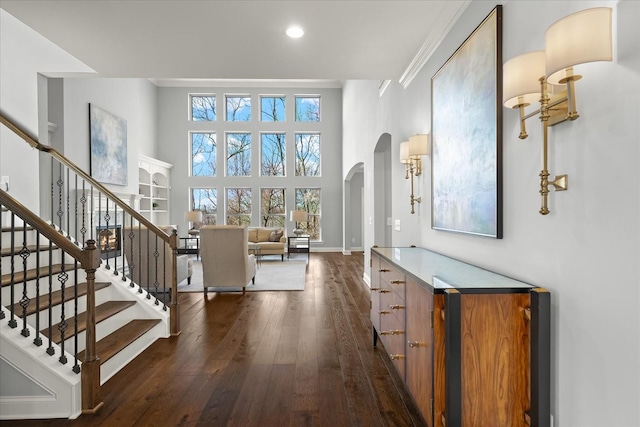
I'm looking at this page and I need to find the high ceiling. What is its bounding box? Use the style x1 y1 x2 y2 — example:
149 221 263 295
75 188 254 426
1 0 469 86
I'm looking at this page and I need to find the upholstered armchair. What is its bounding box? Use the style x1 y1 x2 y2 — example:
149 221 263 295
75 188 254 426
125 225 193 297
199 225 257 296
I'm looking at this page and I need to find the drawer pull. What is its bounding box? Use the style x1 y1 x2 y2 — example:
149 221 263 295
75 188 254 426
379 329 404 335
380 289 391 294
390 280 405 285
390 304 405 310
379 268 390 272
379 310 391 315
371 287 380 291
408 341 420 348
390 354 404 360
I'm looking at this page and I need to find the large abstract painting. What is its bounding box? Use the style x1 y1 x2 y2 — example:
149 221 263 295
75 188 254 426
90 104 128 185
431 6 503 238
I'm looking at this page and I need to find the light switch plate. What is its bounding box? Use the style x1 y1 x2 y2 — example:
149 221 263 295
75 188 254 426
1 176 9 192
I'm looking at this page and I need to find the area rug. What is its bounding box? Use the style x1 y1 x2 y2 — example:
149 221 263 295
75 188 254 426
178 258 307 292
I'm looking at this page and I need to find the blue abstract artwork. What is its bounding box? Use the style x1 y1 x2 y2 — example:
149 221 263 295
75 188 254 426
431 6 502 238
90 104 128 185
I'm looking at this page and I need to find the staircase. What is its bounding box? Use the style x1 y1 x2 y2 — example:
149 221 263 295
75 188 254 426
0 113 180 420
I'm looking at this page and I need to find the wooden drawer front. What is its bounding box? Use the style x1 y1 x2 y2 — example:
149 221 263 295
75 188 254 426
380 287 406 325
380 312 406 379
370 253 382 331
405 278 434 426
380 260 405 298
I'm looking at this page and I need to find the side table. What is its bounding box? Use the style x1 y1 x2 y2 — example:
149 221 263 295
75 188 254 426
177 236 200 260
248 243 262 268
288 235 310 261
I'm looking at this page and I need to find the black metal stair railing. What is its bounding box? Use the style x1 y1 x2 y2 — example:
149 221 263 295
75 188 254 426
0 112 180 332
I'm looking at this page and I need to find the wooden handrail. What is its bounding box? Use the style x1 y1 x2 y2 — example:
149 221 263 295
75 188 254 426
0 188 85 262
0 112 172 247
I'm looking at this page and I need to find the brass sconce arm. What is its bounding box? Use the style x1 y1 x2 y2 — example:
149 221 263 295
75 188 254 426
502 7 612 215
400 135 429 214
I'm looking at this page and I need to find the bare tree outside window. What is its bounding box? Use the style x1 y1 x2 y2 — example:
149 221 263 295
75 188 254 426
295 96 320 122
227 188 251 225
261 188 285 227
261 96 286 122
295 188 321 240
261 133 286 176
226 133 251 176
191 188 217 225
226 95 251 121
295 133 320 177
191 133 216 176
191 95 216 121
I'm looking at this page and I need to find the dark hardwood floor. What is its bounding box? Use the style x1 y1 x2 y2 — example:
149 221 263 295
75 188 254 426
3 252 425 426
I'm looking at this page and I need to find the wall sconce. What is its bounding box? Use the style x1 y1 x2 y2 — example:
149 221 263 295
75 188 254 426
184 210 203 235
503 7 612 215
400 134 430 214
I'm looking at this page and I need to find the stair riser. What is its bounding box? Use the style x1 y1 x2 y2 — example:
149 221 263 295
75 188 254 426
1 249 73 274
1 270 87 304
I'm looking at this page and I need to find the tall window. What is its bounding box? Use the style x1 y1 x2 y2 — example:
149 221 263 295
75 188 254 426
261 96 285 122
226 95 251 121
226 133 251 176
191 188 217 225
261 188 285 227
261 133 286 176
190 95 216 121
227 188 251 225
295 188 321 240
295 96 320 122
191 133 216 176
295 133 320 176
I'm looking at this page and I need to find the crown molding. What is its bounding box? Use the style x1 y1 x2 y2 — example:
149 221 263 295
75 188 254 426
399 1 471 89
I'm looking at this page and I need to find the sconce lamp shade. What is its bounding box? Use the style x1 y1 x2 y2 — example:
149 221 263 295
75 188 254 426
184 210 203 223
409 134 430 157
399 141 410 163
290 210 307 222
503 50 546 108
545 7 612 85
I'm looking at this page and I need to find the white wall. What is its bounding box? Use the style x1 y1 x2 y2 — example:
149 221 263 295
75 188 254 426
61 78 158 197
156 86 344 249
344 1 640 425
0 9 94 213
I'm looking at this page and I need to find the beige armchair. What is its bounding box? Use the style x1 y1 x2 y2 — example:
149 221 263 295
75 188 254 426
125 225 193 298
200 225 256 296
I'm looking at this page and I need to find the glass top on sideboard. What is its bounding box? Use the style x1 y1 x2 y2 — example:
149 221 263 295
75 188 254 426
372 247 535 290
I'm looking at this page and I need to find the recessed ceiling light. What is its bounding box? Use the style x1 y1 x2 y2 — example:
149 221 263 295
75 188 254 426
286 25 304 39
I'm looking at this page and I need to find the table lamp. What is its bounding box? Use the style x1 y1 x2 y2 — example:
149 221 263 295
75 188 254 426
184 210 203 236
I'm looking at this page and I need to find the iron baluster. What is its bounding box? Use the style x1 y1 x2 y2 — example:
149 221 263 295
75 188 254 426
56 163 63 231
103 198 111 270
33 237 42 346
57 262 69 365
8 213 17 328
72 258 80 374
19 225 31 337
46 239 55 356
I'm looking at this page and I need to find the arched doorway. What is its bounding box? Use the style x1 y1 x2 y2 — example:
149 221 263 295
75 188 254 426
373 134 392 247
343 162 364 254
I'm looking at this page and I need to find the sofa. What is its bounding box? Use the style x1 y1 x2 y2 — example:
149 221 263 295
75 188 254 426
246 227 287 261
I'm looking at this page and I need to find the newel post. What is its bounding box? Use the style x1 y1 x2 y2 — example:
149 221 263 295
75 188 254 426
81 239 104 414
169 230 180 335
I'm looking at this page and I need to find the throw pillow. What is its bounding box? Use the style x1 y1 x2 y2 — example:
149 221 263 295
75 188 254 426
269 229 283 242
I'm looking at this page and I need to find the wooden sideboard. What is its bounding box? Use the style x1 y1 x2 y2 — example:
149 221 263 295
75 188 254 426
371 247 550 427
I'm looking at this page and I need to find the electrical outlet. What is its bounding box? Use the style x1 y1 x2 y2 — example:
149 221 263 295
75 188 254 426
394 219 401 231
